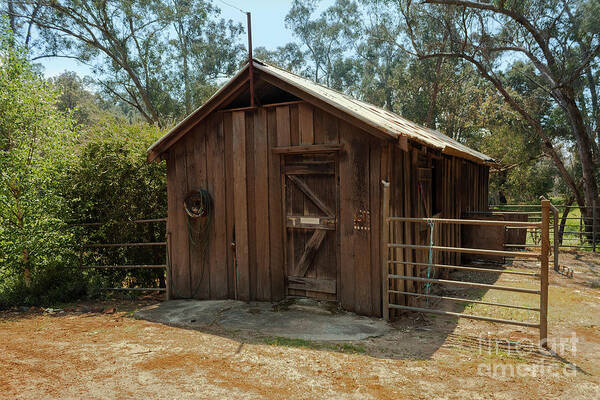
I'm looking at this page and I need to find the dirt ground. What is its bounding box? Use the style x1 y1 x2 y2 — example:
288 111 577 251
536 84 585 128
1 251 599 399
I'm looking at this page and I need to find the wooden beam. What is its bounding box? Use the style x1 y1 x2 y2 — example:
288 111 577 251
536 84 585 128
398 136 409 152
147 74 250 161
287 175 335 217
272 144 344 154
287 276 336 294
294 230 327 277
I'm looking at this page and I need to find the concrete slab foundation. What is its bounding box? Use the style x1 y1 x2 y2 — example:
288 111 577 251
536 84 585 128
135 299 391 341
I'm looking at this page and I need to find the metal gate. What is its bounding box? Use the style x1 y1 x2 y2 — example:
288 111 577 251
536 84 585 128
381 182 550 347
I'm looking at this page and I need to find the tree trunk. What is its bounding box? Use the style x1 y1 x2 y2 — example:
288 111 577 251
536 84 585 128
426 56 444 128
23 250 31 288
561 88 599 239
558 195 575 246
7 1 16 33
585 66 600 152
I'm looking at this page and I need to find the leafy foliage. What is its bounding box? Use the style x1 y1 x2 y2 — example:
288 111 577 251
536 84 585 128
61 119 167 293
0 21 84 307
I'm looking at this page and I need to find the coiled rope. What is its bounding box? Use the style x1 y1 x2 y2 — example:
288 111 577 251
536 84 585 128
184 189 213 297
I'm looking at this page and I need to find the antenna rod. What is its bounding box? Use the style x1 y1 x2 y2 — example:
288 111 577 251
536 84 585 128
247 12 254 107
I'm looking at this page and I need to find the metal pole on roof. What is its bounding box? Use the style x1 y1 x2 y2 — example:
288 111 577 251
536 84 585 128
247 12 255 107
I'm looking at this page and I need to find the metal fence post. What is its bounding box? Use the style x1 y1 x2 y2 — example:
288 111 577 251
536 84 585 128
381 180 391 321
540 200 550 348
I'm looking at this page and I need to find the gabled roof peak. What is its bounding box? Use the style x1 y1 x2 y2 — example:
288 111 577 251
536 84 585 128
148 58 493 165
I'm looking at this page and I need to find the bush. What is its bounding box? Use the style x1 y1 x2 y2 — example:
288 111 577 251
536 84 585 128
61 119 167 291
0 22 83 308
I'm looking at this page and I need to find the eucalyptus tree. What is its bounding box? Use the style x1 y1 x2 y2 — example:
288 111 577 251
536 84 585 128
397 0 600 232
0 22 77 291
285 0 359 87
7 0 244 125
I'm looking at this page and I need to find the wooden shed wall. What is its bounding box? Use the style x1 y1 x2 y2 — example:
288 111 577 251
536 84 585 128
166 102 386 315
386 144 489 312
165 100 489 318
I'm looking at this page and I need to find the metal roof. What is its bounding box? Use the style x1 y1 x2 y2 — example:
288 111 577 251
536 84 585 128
148 59 494 164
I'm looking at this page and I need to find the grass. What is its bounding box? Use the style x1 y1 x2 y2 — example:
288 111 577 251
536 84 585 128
263 336 366 354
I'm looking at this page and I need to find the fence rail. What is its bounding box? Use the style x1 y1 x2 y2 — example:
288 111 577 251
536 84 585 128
489 200 599 253
72 218 170 296
381 181 550 347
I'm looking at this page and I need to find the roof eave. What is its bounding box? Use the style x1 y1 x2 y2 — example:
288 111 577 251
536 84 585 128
147 64 250 162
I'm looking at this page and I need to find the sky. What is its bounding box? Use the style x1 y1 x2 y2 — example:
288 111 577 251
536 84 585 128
38 0 334 78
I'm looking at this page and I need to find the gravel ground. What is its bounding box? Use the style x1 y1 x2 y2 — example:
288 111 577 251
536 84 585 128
1 251 599 399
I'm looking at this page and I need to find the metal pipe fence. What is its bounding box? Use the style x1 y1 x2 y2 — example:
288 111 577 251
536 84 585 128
69 218 171 297
489 200 599 252
381 181 550 347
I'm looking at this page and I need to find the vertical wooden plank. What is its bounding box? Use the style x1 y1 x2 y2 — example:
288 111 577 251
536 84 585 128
168 143 191 298
403 147 414 297
223 113 236 298
245 111 256 300
232 111 250 301
276 105 292 296
370 142 382 316
187 126 209 299
395 147 405 307
207 114 228 299
339 121 371 315
254 108 271 301
290 104 300 145
299 103 314 145
276 106 291 146
314 108 340 145
381 180 390 320
268 108 285 300
339 121 355 311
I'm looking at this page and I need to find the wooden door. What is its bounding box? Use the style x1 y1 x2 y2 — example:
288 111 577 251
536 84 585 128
282 153 338 299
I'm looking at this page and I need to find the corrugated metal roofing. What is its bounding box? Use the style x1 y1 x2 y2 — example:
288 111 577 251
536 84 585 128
253 60 493 164
148 59 493 164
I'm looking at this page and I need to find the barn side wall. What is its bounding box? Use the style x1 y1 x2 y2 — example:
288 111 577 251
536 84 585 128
386 143 489 314
166 102 386 316
165 100 489 318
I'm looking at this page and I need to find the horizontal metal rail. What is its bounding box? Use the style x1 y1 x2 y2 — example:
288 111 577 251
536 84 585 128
389 290 540 311
387 216 541 228
388 260 539 277
81 264 167 269
100 287 166 291
72 218 167 227
388 304 540 328
388 243 540 259
491 204 600 209
388 274 541 294
469 211 542 215
84 242 167 248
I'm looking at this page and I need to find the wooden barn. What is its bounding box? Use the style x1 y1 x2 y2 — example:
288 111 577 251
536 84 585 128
147 59 494 317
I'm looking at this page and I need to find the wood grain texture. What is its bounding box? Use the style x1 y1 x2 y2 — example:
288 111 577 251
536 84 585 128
186 125 209 299
369 142 382 316
206 114 228 298
299 102 314 145
276 106 291 147
294 230 327 277
232 111 250 300
168 142 191 298
267 108 285 300
245 112 256 299
223 112 236 298
253 109 271 300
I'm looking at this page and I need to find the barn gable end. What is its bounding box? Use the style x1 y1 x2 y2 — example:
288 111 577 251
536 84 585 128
153 60 491 317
